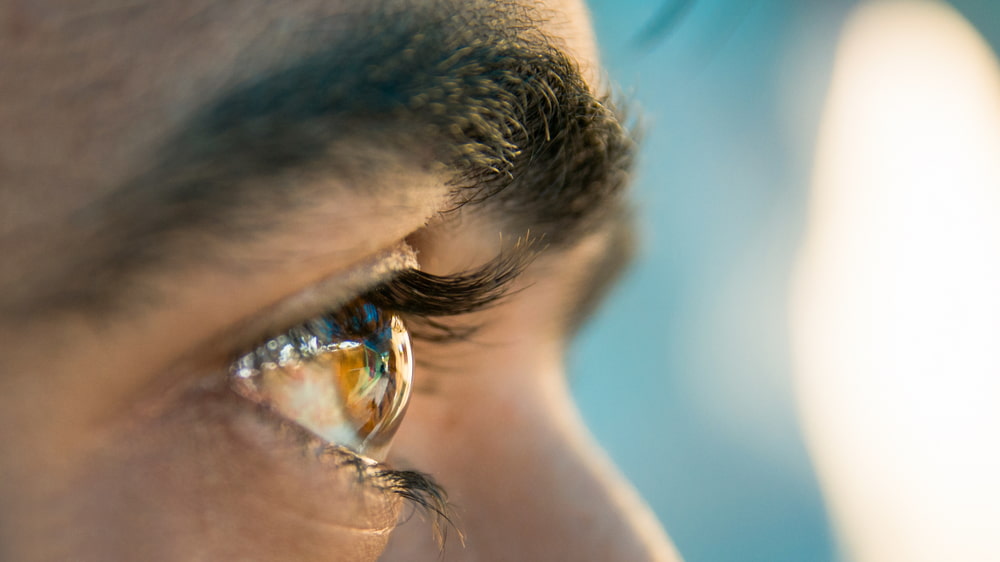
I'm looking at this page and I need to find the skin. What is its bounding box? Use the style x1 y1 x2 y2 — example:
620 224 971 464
0 1 680 560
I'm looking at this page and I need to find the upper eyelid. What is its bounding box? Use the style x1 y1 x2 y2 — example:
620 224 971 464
218 242 418 356
232 237 538 361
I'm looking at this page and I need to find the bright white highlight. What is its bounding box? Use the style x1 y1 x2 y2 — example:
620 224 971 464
791 1 1000 561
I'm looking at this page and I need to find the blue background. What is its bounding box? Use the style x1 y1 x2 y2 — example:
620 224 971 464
570 1 1000 560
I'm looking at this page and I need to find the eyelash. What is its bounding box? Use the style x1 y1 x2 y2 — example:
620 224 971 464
363 246 534 342
254 410 458 548
320 441 458 549
230 242 535 542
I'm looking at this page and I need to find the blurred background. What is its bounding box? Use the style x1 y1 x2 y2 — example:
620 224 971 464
569 1 1000 561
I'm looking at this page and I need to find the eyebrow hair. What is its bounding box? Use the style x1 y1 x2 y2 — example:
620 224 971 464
14 0 636 314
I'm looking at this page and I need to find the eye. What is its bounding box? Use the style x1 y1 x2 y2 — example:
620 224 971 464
229 299 413 461
224 247 531 462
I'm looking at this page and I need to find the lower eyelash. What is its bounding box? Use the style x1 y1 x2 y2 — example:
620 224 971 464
255 404 457 548
312 440 458 550
370 465 459 549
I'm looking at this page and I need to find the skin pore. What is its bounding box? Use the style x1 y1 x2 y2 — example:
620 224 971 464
0 1 679 560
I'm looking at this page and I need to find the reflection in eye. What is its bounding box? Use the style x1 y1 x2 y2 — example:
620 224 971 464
230 300 412 461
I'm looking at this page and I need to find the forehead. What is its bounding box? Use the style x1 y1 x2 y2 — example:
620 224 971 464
0 0 598 227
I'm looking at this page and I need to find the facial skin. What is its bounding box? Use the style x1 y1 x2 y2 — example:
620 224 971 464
0 1 679 560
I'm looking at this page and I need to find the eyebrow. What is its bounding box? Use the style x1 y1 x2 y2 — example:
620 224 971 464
20 0 636 314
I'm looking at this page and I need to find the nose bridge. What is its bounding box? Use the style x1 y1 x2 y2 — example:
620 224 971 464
498 373 680 561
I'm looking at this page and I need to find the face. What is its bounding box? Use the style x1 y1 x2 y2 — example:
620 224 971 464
0 1 678 560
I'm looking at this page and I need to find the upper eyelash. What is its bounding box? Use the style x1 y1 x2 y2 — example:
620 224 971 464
234 237 537 376
366 248 532 315
233 238 537 363
363 239 538 341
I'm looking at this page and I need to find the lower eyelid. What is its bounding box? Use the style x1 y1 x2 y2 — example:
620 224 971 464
200 374 451 522
213 375 454 542
86 376 404 554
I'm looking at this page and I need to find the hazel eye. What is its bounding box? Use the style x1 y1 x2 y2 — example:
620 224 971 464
230 300 413 461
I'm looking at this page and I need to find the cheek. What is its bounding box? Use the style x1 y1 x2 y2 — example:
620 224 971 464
49 384 401 562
